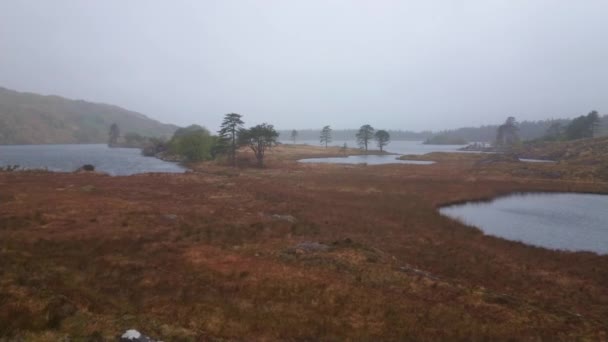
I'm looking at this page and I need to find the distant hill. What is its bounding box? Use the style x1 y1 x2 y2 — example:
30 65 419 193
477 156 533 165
0 87 178 145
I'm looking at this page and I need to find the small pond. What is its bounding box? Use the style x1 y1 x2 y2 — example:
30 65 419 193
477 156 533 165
439 193 608 254
298 155 435 165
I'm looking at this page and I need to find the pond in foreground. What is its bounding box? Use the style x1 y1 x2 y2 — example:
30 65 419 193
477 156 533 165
440 193 608 254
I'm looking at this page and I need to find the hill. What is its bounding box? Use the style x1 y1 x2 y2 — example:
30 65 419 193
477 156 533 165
0 87 178 144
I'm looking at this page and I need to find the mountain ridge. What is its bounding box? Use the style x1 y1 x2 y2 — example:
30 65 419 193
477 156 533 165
0 86 178 145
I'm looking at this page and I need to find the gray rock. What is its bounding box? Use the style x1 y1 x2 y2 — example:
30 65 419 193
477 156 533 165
271 214 297 223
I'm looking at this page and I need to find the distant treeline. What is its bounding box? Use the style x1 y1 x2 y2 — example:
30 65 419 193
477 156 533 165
434 116 608 142
280 115 608 143
277 129 433 142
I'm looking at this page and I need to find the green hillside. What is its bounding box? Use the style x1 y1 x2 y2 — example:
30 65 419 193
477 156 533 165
0 87 178 144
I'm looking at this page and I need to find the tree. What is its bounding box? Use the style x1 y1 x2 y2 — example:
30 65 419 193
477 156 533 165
291 129 298 144
374 130 390 152
496 117 519 149
168 125 215 162
108 123 120 147
238 123 279 167
544 121 563 141
218 113 244 167
565 111 601 140
356 124 375 151
320 125 332 148
587 110 601 137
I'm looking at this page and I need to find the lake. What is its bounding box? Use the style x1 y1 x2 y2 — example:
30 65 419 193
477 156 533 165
299 155 435 165
292 140 466 165
0 144 185 176
439 193 608 254
285 140 467 155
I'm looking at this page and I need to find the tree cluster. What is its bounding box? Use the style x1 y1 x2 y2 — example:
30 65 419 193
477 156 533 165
316 124 391 152
217 113 278 167
541 111 601 142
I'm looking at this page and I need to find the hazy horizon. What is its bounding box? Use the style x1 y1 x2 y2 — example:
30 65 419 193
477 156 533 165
1 1 607 131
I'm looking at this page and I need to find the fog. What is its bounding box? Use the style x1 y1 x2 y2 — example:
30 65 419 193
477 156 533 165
1 1 607 131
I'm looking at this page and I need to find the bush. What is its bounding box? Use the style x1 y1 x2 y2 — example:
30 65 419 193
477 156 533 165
168 126 217 162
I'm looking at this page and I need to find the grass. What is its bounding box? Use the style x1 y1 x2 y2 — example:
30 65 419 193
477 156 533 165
1 144 607 340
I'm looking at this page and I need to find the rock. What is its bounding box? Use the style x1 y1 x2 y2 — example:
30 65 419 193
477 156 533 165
271 214 297 223
120 329 157 342
75 164 95 172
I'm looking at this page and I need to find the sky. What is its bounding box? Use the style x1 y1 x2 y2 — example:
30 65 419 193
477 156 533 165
1 0 607 131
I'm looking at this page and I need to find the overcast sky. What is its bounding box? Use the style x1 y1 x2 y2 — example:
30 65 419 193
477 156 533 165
1 1 607 131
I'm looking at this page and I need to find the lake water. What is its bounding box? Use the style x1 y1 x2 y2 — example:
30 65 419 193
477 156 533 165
0 144 185 176
292 140 466 165
286 140 467 155
299 155 435 165
440 193 608 254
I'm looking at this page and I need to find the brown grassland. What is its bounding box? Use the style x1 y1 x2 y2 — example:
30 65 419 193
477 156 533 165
1 142 608 341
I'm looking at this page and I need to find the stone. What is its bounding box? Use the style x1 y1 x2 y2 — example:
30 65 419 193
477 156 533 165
270 214 297 223
75 164 95 172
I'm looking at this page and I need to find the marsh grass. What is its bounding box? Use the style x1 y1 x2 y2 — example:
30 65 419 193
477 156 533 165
1 154 607 340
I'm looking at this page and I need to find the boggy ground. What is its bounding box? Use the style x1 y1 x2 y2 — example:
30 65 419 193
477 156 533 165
1 145 608 341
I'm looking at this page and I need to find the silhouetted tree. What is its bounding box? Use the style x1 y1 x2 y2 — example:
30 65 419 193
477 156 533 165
108 123 120 147
565 111 601 140
291 129 298 144
238 123 279 167
496 117 519 149
320 125 332 148
587 110 601 137
544 121 563 141
356 124 375 151
218 113 244 166
374 130 390 152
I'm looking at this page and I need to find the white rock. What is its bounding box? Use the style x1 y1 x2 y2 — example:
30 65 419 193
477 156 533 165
122 329 142 340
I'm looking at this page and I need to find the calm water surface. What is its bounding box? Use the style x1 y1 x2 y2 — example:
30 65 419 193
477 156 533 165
440 193 608 254
293 140 465 165
287 140 467 155
299 155 434 165
0 144 185 176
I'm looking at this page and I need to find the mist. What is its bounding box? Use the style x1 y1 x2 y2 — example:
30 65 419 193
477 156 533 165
1 0 607 131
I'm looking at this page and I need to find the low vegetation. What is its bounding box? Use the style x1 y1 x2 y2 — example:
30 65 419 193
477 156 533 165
1 141 607 340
